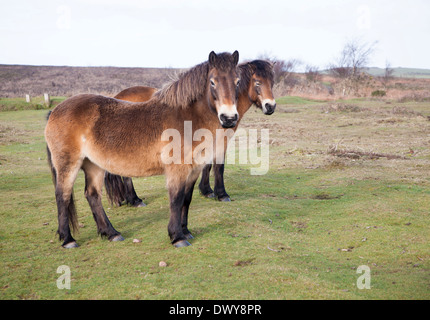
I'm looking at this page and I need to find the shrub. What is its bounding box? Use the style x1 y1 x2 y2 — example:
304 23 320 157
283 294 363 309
371 90 386 97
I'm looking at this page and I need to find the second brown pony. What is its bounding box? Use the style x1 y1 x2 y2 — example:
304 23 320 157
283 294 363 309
105 60 276 207
45 51 240 248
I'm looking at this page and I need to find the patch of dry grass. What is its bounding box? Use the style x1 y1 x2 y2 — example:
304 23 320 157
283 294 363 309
243 98 430 186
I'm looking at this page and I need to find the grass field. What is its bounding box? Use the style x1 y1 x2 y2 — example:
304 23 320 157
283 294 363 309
0 96 66 111
0 97 429 300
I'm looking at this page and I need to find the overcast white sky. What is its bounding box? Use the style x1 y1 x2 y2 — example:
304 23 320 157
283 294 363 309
1 0 429 69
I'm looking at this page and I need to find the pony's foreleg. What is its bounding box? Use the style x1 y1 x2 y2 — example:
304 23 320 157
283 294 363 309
167 182 187 247
167 166 201 247
213 163 231 202
198 164 215 198
123 177 146 207
181 179 197 239
82 160 123 242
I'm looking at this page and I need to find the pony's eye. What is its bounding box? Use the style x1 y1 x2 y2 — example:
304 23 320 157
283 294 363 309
255 81 261 87
210 79 216 87
236 80 240 87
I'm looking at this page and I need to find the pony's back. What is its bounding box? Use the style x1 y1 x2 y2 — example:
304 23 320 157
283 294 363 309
114 86 157 102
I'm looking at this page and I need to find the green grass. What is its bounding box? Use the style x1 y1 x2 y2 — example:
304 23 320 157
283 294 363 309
0 96 67 111
0 104 429 300
274 96 326 105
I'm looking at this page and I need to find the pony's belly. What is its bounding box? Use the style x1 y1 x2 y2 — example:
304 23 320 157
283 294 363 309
124 165 165 178
85 147 164 178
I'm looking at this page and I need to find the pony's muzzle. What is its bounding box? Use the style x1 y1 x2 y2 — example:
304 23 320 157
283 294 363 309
264 102 276 115
219 113 238 128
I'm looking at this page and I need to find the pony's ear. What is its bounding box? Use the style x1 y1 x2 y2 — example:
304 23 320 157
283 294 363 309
209 51 217 66
232 50 239 65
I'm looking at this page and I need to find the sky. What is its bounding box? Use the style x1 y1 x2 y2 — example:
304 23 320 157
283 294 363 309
1 0 429 69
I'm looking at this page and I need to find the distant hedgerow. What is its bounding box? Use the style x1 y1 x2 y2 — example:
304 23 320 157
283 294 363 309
371 90 386 97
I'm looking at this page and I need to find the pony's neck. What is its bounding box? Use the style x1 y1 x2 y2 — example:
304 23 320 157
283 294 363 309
237 93 253 119
191 98 220 130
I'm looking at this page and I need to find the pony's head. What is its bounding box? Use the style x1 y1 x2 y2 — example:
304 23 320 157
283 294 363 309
207 51 240 128
242 60 276 115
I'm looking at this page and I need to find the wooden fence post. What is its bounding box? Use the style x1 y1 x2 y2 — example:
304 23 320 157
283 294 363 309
44 93 50 107
25 94 31 103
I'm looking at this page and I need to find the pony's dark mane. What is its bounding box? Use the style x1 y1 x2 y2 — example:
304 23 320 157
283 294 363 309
238 60 275 94
153 52 238 109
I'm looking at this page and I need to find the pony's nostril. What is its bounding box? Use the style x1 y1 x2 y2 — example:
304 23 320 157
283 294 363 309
219 113 238 128
265 103 276 114
220 113 238 122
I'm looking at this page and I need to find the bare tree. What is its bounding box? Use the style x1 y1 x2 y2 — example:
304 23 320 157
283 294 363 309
328 38 378 96
257 53 301 85
278 59 302 86
328 64 352 79
329 38 378 79
305 65 321 82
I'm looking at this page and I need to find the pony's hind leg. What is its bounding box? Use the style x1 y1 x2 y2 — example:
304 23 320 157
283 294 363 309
198 164 215 198
55 185 79 248
104 173 145 207
213 163 231 202
51 154 82 248
82 159 124 242
123 177 146 207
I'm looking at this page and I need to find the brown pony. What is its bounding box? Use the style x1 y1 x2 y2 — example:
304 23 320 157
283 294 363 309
45 51 240 248
114 86 157 102
102 86 159 208
105 60 276 206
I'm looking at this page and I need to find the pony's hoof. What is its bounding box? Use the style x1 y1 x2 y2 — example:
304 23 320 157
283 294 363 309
173 240 191 248
203 192 215 198
218 196 231 202
110 235 125 242
62 241 78 249
133 201 146 208
185 233 194 240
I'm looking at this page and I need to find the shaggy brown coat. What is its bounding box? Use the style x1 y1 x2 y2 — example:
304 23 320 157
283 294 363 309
45 51 240 248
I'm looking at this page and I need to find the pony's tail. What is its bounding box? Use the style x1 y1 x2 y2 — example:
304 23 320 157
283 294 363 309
104 172 126 207
46 144 57 187
46 111 57 186
46 111 78 234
